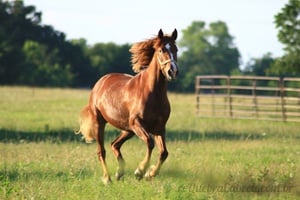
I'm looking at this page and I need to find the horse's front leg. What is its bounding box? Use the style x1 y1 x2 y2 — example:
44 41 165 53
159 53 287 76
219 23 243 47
134 135 154 180
145 133 168 180
131 119 155 180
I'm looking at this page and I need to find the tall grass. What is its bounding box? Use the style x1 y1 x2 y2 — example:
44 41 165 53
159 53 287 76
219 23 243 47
1 86 300 199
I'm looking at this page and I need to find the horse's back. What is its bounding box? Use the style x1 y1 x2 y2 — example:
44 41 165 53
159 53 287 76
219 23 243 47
94 73 133 91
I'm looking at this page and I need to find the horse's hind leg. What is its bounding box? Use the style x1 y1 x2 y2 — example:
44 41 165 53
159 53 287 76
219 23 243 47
111 130 134 180
95 121 112 184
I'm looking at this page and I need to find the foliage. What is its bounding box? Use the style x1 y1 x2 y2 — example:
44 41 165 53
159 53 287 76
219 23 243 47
270 0 300 76
178 21 240 91
0 1 132 87
87 42 132 77
0 0 38 84
0 0 76 86
20 40 74 86
244 53 276 76
275 0 300 54
270 53 300 76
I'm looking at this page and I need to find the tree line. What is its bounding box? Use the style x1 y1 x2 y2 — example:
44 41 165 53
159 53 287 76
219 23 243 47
0 0 299 92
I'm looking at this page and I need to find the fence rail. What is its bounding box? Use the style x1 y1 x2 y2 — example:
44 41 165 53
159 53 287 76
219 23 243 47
195 75 300 122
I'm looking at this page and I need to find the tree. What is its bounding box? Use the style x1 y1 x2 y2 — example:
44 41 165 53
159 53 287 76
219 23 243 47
271 0 300 76
21 40 74 86
0 0 41 84
87 42 131 78
0 0 98 87
244 53 275 76
178 21 240 91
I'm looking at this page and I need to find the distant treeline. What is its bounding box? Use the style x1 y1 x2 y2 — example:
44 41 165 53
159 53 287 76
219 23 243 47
0 0 299 92
0 1 132 88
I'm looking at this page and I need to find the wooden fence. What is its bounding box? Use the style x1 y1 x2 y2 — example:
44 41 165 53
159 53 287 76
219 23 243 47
195 75 300 122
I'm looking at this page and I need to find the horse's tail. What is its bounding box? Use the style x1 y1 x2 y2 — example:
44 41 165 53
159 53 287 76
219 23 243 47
75 105 95 143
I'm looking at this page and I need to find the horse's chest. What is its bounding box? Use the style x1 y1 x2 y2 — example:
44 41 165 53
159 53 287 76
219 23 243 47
142 102 170 122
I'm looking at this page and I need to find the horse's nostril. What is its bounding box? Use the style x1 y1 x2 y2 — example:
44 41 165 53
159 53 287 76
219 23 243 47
168 69 173 77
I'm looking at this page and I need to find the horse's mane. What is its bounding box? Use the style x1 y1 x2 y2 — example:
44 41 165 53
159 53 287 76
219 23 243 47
129 37 159 73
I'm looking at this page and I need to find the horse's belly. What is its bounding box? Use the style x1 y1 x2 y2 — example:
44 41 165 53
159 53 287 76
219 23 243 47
107 112 129 130
99 99 130 130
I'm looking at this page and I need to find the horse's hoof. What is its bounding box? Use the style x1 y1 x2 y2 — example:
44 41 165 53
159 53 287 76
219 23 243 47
102 176 112 185
144 171 152 181
144 165 157 181
115 171 124 181
134 168 143 180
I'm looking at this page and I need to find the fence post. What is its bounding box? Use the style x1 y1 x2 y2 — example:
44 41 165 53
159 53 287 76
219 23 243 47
280 77 286 122
227 76 232 118
252 78 258 118
195 76 200 116
211 78 215 116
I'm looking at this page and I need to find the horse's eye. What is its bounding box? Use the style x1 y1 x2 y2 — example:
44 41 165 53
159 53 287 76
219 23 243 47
159 48 166 53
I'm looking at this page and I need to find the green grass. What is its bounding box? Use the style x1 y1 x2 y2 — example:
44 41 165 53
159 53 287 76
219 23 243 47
1 86 300 199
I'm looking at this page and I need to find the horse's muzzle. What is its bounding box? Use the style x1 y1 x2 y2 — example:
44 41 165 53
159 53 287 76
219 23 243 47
168 68 178 80
168 62 178 80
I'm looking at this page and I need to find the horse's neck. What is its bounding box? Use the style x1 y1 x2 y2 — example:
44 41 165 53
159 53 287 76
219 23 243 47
143 58 167 92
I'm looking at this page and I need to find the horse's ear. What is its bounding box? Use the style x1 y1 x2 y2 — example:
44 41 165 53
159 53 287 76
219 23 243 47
158 29 164 39
172 29 177 40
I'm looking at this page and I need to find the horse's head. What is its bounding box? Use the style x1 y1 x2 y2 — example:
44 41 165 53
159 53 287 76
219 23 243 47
156 29 178 81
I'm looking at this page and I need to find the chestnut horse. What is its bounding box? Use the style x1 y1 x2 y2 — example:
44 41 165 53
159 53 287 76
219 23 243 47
77 29 178 184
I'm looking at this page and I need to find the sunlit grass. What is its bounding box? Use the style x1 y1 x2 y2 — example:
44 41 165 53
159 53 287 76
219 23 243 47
0 86 89 132
1 140 299 199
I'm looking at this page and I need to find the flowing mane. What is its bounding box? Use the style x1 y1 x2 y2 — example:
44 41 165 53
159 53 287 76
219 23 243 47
129 37 157 73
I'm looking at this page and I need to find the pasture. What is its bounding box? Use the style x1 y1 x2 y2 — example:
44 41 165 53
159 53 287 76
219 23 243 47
0 86 299 199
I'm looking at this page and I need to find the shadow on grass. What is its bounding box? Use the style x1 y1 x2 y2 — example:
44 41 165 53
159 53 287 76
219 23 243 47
166 130 265 141
0 128 265 143
0 166 93 183
0 128 121 143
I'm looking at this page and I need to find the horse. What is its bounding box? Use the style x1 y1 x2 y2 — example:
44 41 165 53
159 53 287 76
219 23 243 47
76 29 178 184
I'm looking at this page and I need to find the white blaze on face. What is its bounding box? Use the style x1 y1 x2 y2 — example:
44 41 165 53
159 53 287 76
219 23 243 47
165 43 178 76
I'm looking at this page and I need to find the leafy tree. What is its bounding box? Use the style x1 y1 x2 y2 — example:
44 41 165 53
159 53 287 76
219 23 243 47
178 21 240 91
87 42 131 77
244 53 275 76
271 0 300 76
21 40 74 86
0 0 98 87
0 0 41 84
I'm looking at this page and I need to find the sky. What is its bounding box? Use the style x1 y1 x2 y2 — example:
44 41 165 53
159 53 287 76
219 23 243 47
24 0 288 68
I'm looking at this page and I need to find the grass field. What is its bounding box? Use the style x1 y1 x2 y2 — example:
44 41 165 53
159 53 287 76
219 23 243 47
1 86 300 200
